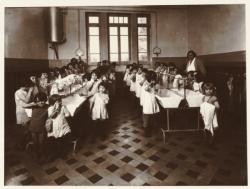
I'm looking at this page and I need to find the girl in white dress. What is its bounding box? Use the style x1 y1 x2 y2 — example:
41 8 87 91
201 82 220 145
90 82 109 141
48 94 72 157
141 71 160 137
135 66 143 98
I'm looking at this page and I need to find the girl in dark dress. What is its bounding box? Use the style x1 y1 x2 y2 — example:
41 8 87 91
24 92 48 162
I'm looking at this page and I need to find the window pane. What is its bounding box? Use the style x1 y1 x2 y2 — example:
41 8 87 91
119 17 123 23
114 17 118 23
138 27 147 35
110 53 118 61
138 36 147 52
89 16 99 23
89 27 99 35
109 16 113 23
139 53 148 61
121 53 129 61
90 53 100 62
109 27 118 35
120 36 129 53
89 36 100 53
137 17 147 24
109 36 118 53
120 27 128 35
123 17 128 23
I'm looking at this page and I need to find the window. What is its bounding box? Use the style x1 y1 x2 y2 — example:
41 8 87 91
137 16 149 62
108 15 130 63
87 15 100 63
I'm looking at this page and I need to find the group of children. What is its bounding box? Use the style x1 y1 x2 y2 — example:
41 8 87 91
124 63 220 144
154 62 204 92
15 60 116 163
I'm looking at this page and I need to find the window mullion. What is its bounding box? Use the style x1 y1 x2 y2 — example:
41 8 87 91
118 26 121 63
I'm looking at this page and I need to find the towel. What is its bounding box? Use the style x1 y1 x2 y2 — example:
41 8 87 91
200 102 218 135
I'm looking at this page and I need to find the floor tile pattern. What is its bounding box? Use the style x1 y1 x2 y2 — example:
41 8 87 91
5 95 247 185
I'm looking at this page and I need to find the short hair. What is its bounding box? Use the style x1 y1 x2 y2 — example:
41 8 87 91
34 92 47 102
67 62 74 68
82 73 91 81
70 58 78 64
187 50 197 57
49 94 61 105
146 70 157 82
201 82 216 95
98 82 108 90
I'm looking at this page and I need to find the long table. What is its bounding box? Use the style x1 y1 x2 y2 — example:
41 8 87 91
155 89 205 143
25 94 87 118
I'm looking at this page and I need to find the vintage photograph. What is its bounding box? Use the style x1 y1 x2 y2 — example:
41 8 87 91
4 4 246 185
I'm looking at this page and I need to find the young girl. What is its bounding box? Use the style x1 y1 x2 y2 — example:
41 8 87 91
15 79 33 149
200 82 220 144
202 82 220 108
172 68 183 89
125 65 133 87
193 72 203 92
141 71 160 137
48 94 72 158
108 70 116 98
130 66 138 94
90 82 109 141
135 66 143 98
87 70 101 96
39 72 49 96
24 92 48 162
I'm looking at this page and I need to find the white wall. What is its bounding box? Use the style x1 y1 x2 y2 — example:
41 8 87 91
187 5 245 55
153 7 188 57
48 6 190 64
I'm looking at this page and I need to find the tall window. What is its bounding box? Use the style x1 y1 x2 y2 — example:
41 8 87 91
137 16 149 62
87 14 100 63
108 15 130 63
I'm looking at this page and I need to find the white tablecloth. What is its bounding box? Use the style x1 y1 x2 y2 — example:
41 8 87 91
156 89 204 108
25 94 87 117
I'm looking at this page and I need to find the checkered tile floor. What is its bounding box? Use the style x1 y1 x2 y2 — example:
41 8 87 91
5 97 247 185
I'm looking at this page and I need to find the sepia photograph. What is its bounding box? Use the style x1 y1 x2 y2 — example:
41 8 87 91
3 1 247 186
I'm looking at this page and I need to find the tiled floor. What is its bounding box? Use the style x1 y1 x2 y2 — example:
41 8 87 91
5 94 247 185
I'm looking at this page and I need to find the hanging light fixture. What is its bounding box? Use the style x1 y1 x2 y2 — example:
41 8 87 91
75 9 84 60
153 11 161 58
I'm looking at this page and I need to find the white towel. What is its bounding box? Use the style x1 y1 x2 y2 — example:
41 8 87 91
200 102 218 135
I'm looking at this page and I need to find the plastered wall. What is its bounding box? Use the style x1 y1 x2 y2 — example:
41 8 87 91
5 8 48 59
187 5 245 55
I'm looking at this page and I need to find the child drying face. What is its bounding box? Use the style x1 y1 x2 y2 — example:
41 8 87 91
202 82 220 109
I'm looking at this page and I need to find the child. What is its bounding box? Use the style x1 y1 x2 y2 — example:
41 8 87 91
141 71 160 137
90 82 109 141
135 66 143 98
140 68 148 106
24 92 48 162
39 72 49 96
172 68 183 89
78 73 90 96
125 65 133 87
200 82 220 145
86 70 101 96
185 71 195 90
130 66 138 93
15 79 33 149
48 94 72 158
193 72 203 92
108 70 116 98
160 64 168 87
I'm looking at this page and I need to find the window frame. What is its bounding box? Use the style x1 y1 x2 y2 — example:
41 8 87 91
86 13 101 64
136 14 150 63
108 13 131 64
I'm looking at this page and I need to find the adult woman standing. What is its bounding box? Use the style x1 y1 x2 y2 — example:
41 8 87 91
185 50 207 78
